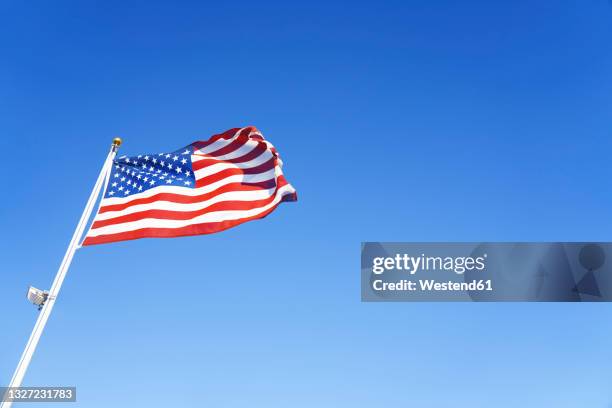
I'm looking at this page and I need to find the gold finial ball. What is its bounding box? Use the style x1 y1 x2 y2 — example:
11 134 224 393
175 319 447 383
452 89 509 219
112 137 122 147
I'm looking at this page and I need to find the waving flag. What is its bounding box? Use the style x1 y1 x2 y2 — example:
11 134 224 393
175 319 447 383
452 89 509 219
82 127 297 245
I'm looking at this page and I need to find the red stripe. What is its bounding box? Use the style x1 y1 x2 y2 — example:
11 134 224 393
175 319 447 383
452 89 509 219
92 178 290 229
194 157 276 188
191 127 241 150
99 180 277 214
205 132 249 157
191 142 268 171
191 127 258 151
82 192 297 246
243 175 289 189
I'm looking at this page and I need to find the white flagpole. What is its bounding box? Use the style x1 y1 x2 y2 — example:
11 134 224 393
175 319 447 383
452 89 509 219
1 138 122 408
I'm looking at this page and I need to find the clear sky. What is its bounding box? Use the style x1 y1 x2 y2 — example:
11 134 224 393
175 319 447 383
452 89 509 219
1 1 611 407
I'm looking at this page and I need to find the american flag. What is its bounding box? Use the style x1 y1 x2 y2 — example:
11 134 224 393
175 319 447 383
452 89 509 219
82 127 297 246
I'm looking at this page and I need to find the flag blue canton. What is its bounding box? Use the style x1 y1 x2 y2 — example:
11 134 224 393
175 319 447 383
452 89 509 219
105 146 196 198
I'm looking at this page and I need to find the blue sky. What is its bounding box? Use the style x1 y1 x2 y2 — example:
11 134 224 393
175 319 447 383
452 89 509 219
1 0 611 406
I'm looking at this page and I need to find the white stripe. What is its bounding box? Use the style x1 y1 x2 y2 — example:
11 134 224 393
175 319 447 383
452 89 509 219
99 166 282 206
193 149 273 179
191 140 262 163
93 186 281 221
213 140 260 161
194 128 243 155
190 140 258 163
86 184 296 237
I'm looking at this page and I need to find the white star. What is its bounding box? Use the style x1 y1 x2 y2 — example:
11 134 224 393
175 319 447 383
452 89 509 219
184 181 191 185
165 153 171 158
136 174 142 179
124 158 130 163
124 190 130 195
152 158 157 164
120 176 126 182
149 180 156 185
112 182 118 187
182 149 189 155
109 191 115 196
118 186 124 191
172 155 178 161
114 173 119 178
175 167 182 173
180 158 187 164
185 171 191 176
160 161 165 167
167 164 173 170
144 155 150 161
138 186 143 191
143 177 149 182
149 166 155 171
165 179 172 184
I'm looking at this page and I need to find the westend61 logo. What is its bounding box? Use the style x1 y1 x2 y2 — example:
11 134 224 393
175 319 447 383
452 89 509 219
372 253 487 275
